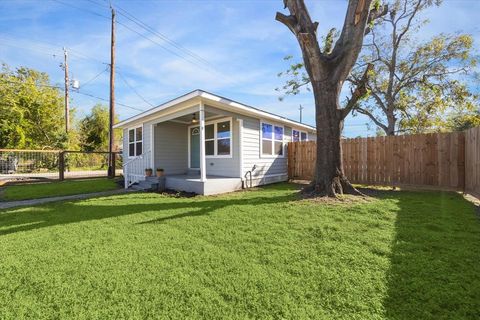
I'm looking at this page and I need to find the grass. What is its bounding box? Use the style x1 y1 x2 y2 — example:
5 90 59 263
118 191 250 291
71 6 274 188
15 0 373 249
0 183 479 319
1 178 120 201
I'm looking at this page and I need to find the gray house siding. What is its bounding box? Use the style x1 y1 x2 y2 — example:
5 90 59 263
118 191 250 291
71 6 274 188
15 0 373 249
153 121 188 174
241 117 289 183
204 118 241 177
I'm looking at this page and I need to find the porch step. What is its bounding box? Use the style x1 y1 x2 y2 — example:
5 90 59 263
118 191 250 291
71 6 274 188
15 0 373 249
129 176 164 191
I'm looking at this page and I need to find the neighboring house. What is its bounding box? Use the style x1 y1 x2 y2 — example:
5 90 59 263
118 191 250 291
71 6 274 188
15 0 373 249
114 90 316 195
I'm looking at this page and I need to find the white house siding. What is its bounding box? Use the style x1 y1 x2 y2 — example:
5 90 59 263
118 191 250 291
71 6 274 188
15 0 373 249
153 121 188 174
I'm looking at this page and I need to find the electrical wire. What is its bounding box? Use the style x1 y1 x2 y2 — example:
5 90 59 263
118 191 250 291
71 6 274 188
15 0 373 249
0 79 144 112
114 6 214 68
80 67 109 89
117 71 155 107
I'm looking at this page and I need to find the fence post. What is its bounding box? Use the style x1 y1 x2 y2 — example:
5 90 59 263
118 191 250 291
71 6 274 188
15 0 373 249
59 151 65 181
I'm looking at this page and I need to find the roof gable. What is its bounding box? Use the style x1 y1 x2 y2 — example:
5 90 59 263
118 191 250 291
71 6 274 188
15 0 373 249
114 90 315 131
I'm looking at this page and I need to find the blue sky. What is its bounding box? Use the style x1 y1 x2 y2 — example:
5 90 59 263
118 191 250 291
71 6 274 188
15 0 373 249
1 0 479 137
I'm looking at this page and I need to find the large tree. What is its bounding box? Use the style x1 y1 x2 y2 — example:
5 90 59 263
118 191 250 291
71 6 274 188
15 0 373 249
276 0 387 196
352 0 478 135
0 64 67 149
277 0 479 136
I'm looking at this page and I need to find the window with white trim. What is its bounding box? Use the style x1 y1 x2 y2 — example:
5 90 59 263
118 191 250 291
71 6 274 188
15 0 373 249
128 126 143 157
203 119 232 157
261 122 284 156
292 129 308 142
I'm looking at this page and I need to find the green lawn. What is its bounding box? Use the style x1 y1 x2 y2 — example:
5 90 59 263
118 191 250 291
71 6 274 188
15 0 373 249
1 178 120 201
0 183 479 319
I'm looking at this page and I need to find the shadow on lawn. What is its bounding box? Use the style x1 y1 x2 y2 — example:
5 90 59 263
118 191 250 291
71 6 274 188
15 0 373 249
380 190 480 319
0 184 299 236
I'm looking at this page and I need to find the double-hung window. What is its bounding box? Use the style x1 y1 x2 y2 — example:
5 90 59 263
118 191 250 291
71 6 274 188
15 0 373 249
128 126 143 157
261 122 284 157
292 129 308 142
204 119 231 157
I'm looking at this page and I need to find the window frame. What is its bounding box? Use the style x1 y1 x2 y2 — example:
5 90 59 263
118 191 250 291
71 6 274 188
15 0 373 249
292 129 308 142
127 125 144 158
260 120 285 158
188 117 233 160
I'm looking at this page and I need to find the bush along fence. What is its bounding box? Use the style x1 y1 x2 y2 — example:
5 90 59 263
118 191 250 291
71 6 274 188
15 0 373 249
288 127 480 198
0 149 122 182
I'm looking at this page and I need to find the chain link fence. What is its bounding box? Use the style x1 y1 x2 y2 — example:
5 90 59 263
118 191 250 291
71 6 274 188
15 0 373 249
0 149 122 183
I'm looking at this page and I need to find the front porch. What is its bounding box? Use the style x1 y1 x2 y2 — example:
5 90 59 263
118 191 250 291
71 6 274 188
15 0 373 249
123 99 244 195
166 174 243 195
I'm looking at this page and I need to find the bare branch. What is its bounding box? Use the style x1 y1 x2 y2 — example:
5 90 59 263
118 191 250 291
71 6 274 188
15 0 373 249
340 63 374 119
356 106 388 131
275 12 297 34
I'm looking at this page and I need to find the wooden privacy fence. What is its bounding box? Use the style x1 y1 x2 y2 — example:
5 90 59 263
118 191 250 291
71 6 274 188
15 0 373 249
288 127 480 196
465 127 480 198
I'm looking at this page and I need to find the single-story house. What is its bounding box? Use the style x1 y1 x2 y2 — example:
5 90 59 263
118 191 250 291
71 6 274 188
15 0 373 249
113 90 316 195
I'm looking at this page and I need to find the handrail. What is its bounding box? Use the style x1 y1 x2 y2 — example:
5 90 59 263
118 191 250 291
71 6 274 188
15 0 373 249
122 150 150 167
123 150 151 189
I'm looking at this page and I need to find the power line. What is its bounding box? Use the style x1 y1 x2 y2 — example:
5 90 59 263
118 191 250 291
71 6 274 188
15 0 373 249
48 0 234 82
115 20 210 72
117 71 154 107
115 6 215 68
1 78 144 112
52 0 110 19
73 90 144 112
80 67 109 89
0 34 108 66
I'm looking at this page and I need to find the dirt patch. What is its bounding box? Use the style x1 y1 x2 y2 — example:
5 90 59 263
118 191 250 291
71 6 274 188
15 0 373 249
157 189 198 198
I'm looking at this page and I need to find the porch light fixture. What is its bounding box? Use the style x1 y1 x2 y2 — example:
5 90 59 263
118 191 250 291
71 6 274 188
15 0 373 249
191 113 198 124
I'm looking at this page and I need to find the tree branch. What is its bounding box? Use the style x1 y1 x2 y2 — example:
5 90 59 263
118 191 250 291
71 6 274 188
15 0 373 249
356 106 388 131
275 12 297 34
364 4 389 35
340 63 373 119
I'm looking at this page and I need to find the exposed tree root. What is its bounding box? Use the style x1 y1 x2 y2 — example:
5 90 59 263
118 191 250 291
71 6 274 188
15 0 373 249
301 175 365 199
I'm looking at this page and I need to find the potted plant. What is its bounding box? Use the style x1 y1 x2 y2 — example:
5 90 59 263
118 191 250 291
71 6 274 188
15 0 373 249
156 168 164 177
145 168 153 177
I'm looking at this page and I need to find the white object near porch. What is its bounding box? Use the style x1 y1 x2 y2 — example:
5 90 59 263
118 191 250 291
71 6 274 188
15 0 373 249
123 150 151 188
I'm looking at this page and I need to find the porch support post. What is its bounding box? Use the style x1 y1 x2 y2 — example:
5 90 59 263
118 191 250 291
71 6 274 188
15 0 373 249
199 102 207 182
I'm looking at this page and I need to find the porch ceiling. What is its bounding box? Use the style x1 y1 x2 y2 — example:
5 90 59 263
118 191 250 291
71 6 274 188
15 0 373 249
171 110 223 124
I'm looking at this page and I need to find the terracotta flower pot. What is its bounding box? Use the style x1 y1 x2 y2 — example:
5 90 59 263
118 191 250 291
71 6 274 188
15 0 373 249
156 169 164 177
145 168 153 177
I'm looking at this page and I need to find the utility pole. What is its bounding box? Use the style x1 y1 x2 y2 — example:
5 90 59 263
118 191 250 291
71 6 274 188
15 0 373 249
108 6 116 178
299 104 304 123
63 47 70 133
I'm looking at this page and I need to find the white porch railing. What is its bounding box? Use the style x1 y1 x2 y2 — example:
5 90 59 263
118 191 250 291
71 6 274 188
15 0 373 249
123 150 151 189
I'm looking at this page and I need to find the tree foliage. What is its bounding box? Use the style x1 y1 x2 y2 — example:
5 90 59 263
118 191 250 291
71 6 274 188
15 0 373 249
78 104 120 152
277 0 479 135
0 64 67 149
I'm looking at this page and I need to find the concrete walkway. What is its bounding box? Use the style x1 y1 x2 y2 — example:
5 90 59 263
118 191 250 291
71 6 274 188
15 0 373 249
0 189 135 210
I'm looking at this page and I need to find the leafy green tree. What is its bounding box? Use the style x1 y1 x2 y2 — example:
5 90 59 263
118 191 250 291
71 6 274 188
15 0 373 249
78 104 121 152
0 64 67 149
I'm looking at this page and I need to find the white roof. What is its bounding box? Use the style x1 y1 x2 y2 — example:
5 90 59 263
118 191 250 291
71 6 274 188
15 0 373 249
113 89 316 131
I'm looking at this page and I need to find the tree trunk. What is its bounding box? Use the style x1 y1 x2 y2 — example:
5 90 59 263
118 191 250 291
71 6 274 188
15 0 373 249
306 81 361 197
386 116 396 136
